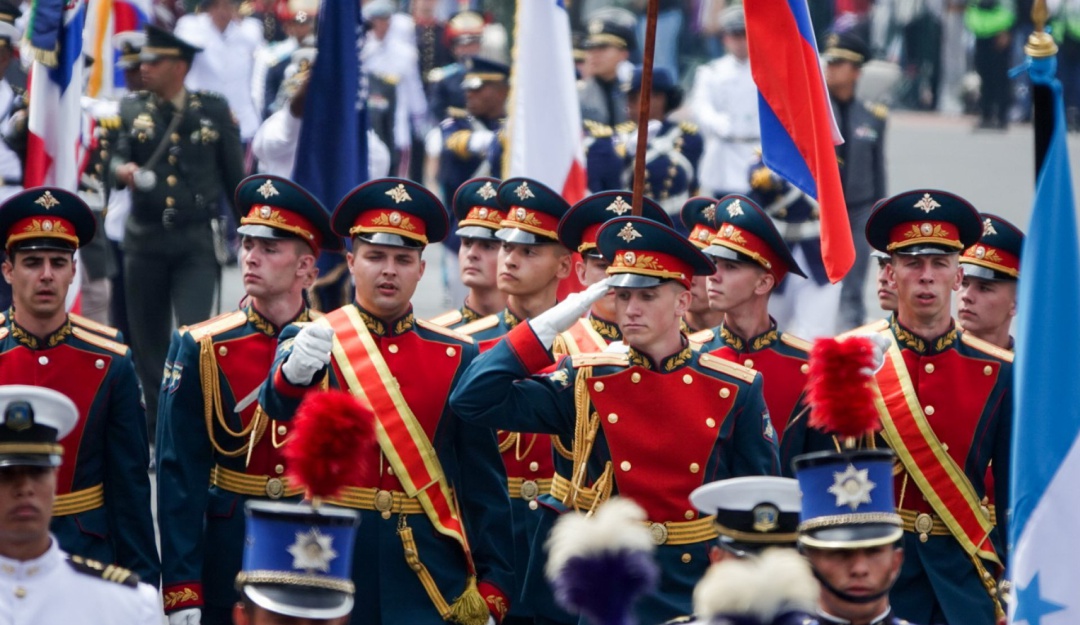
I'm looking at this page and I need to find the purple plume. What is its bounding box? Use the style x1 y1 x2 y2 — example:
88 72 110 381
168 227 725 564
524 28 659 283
551 548 659 625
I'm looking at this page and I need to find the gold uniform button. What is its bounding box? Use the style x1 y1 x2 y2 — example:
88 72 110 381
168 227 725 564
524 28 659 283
630 372 641 383
594 381 605 392
218 346 228 356
171 132 180 143
166 197 176 207
689 463 700 474
274 464 284 475
14 587 25 598
277 425 287 436
684 510 695 520
744 359 754 368
388 344 399 354
719 388 730 399
924 405 935 416
682 374 693 384
800 363 809 374
529 461 539 472
446 347 456 357
983 365 993 376
681 553 692 564
607 413 618 424
167 175 177 186
924 363 935 374
706 418 716 428
620 460 631 472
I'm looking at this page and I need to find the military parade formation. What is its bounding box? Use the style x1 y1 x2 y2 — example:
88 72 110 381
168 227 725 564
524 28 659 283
0 1 1045 624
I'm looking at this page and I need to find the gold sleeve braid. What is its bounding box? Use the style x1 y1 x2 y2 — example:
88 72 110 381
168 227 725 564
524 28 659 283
199 336 258 457
564 366 613 513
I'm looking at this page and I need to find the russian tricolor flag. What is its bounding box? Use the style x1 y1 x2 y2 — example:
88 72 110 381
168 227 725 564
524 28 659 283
745 0 854 283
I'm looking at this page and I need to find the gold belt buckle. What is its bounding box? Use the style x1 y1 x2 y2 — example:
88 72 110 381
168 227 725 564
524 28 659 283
375 490 394 519
914 513 934 542
520 480 540 501
649 522 669 545
265 477 285 500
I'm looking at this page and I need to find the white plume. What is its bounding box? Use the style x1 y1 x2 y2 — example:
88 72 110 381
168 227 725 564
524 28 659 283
545 497 655 581
693 549 818 620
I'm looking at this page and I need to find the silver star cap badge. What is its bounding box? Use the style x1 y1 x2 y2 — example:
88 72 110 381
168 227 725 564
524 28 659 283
827 463 876 511
386 184 412 204
913 193 941 214
702 204 717 221
478 182 497 200
983 218 998 236
257 180 279 199
514 182 535 201
617 223 642 243
726 199 745 218
287 527 338 572
606 196 631 215
35 191 60 210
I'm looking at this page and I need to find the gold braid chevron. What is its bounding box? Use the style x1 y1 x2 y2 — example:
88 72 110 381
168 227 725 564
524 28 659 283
199 336 256 457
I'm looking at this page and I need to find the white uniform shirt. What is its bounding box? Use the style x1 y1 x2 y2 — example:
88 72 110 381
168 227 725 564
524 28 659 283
0 539 161 624
0 79 23 198
175 14 264 141
689 54 760 194
251 109 391 179
361 32 427 150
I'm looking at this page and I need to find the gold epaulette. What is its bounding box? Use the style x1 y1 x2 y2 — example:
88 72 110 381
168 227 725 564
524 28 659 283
238 0 254 16
428 309 464 327
415 319 475 344
679 121 699 134
688 328 715 344
446 129 472 158
615 121 636 134
186 310 247 342
779 332 813 353
457 314 500 336
749 165 775 191
866 101 889 119
447 106 468 119
697 352 759 384
837 318 890 339
570 352 628 368
96 115 121 131
584 119 613 138
961 333 1014 363
72 327 127 356
67 555 139 588
69 313 121 339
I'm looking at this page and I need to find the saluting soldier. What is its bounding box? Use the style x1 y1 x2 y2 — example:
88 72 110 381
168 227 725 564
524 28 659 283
428 177 507 328
689 195 812 446
0 386 162 624
958 213 1023 351
785 190 1011 625
679 198 725 333
258 178 514 625
451 216 779 624
0 188 158 584
156 175 340 625
110 25 246 435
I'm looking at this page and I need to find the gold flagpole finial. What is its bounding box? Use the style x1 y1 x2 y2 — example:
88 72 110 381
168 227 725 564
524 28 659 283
1026 0 1058 58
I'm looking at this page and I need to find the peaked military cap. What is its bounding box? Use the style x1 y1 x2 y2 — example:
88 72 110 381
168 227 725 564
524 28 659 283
495 177 571 245
0 385 79 468
453 177 504 241
462 57 509 90
793 449 903 549
960 213 1023 281
597 217 715 289
0 187 96 252
703 194 807 279
332 178 449 248
141 24 202 63
447 10 485 44
583 17 635 51
866 189 982 256
558 191 672 258
718 4 745 33
235 175 340 253
114 30 147 70
628 66 682 110
681 196 722 250
361 0 394 21
690 476 800 556
237 501 359 620
823 30 869 66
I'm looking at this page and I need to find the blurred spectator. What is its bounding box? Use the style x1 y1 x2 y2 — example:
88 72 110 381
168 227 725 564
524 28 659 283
939 0 970 115
252 0 317 118
579 16 634 126
428 11 485 122
242 0 287 42
176 0 264 142
966 0 1015 129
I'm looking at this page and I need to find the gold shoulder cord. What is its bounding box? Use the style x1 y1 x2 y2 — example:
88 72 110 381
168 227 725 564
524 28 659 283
567 366 613 513
199 336 258 457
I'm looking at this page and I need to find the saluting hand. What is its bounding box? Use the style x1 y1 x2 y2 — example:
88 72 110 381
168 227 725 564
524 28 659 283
281 324 334 385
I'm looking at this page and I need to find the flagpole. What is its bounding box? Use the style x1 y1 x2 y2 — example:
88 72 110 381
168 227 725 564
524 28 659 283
1026 0 1057 176
631 0 659 218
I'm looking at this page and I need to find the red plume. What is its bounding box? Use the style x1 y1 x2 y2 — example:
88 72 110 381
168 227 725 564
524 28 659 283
285 390 377 500
806 337 881 438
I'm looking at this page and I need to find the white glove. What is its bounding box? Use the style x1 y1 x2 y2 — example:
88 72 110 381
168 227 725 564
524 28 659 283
858 332 892 376
281 324 334 385
485 616 496 625
531 279 613 348
467 129 495 154
168 608 201 625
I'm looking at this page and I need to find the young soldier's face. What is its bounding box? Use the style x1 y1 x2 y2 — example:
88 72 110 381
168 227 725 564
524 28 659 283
805 545 902 622
497 242 570 297
705 258 770 312
687 274 713 315
576 255 615 318
876 257 898 312
886 254 962 327
241 237 313 302
2 251 76 320
614 283 689 349
0 466 56 550
348 242 425 320
458 237 500 290
957 275 1016 338
232 602 349 625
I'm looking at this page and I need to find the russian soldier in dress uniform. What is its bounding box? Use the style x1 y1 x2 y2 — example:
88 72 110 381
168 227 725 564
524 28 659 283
679 198 725 334
110 25 246 435
0 188 158 584
428 177 507 329
451 216 779 624
157 175 340 625
689 195 812 447
784 190 1010 625
0 386 162 624
958 214 1023 351
258 178 513 625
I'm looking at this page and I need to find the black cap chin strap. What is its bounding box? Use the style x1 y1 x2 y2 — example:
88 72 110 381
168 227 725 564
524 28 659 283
812 568 891 605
